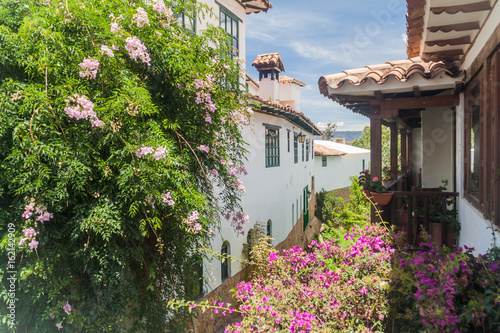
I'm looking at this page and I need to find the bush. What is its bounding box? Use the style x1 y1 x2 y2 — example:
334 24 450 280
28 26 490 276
225 224 394 332
318 177 370 242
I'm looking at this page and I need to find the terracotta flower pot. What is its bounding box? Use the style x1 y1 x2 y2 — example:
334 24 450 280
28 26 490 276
430 222 443 247
370 191 393 205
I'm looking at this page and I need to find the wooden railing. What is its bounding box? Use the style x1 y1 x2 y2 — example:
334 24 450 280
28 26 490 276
387 190 459 247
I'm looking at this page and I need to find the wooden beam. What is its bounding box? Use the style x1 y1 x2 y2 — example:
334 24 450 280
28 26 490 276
395 116 413 132
407 131 413 176
331 94 375 102
468 22 500 78
425 36 471 47
428 21 480 33
371 113 383 181
431 1 491 15
422 49 464 62
374 90 384 100
390 122 398 180
413 85 421 98
371 95 459 110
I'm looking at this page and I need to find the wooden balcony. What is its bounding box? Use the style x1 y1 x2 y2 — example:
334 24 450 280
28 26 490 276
375 180 459 247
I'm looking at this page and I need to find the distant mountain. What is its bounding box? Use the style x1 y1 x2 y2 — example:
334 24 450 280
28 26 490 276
332 131 363 142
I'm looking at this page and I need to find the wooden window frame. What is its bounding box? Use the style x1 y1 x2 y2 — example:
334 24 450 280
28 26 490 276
265 126 280 168
322 156 327 167
464 47 500 227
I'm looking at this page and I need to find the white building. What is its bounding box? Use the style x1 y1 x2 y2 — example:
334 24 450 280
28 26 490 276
314 140 370 192
205 53 322 294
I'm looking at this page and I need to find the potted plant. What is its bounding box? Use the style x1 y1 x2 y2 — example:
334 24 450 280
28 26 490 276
369 177 393 205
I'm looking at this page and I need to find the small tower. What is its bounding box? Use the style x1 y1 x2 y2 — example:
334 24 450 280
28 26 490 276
251 53 285 103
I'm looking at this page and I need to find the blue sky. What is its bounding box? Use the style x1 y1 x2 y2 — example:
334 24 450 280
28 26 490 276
245 0 408 131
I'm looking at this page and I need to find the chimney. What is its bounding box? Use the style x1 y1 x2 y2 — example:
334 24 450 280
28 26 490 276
251 53 285 104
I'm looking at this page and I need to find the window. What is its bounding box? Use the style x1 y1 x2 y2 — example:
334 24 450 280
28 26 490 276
463 49 500 227
306 139 310 161
466 80 481 199
302 141 305 161
266 219 272 237
221 241 230 281
312 139 314 158
186 255 203 300
292 203 295 226
265 126 280 167
175 0 197 32
322 156 327 167
287 130 290 152
294 133 298 164
219 6 239 58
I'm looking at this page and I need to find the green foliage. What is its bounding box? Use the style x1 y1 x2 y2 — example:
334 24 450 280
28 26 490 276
352 125 399 172
0 0 250 331
317 177 370 242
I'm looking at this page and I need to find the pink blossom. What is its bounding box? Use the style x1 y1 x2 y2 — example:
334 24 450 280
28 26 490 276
198 145 209 153
50 314 55 319
63 300 71 315
100 45 114 57
373 177 379 181
153 146 167 160
36 212 53 223
23 228 37 237
22 210 33 219
125 36 151 66
25 204 34 212
132 7 150 27
28 240 38 250
111 45 119 51
56 322 63 330
18 237 28 246
78 58 100 80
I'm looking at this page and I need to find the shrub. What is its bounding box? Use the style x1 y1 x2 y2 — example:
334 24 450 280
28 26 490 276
225 224 394 332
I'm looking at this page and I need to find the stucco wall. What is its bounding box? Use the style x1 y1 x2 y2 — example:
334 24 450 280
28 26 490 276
419 107 454 188
314 153 369 192
204 111 316 292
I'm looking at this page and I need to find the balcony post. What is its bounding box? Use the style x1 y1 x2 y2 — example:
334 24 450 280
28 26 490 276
390 122 398 181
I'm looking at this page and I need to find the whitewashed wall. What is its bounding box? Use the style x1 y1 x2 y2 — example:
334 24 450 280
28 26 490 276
205 111 316 292
314 152 369 193
420 107 454 188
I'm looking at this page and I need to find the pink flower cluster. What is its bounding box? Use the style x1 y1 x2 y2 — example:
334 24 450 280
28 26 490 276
125 36 151 66
100 45 115 57
18 227 38 249
198 145 209 153
22 203 53 223
64 94 104 128
223 211 249 235
109 13 123 36
135 145 167 160
194 76 217 125
151 1 174 22
51 300 72 330
225 225 394 331
162 192 175 206
183 210 202 234
78 58 99 80
132 7 150 27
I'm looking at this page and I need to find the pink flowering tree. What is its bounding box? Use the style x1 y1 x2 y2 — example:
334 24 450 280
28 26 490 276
0 0 251 331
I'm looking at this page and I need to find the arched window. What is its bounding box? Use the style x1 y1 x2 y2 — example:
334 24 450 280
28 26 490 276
221 241 230 281
267 219 272 237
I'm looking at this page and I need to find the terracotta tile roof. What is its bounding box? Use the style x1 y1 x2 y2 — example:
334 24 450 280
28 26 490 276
314 145 345 156
279 75 306 86
243 0 273 14
318 56 460 91
251 95 322 136
252 53 285 72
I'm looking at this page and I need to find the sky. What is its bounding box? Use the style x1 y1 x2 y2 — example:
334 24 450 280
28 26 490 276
245 0 409 131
